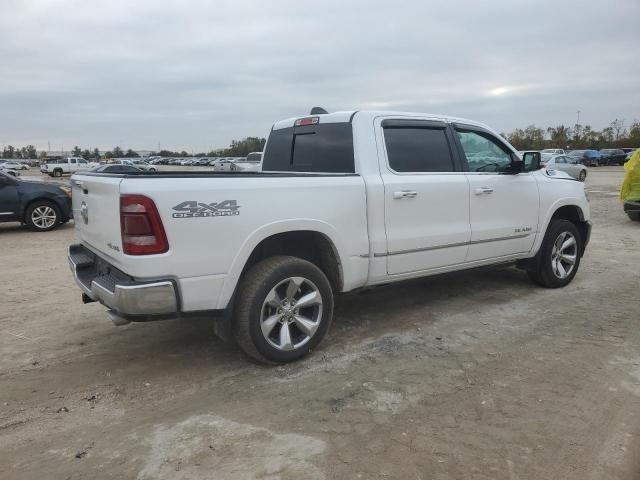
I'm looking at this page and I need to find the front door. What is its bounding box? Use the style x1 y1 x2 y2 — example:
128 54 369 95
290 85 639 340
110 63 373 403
0 174 20 220
379 118 471 275
453 127 539 262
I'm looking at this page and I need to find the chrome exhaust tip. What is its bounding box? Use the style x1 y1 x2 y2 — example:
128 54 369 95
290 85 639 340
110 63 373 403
108 310 131 326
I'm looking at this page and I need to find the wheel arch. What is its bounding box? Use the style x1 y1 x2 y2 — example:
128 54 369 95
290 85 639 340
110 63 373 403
21 196 62 221
535 202 589 258
217 221 346 309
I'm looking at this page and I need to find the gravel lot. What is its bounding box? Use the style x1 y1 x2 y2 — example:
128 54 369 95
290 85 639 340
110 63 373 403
1 167 639 479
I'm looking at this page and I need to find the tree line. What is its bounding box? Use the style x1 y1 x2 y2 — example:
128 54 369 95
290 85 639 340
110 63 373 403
1 136 266 160
504 118 639 151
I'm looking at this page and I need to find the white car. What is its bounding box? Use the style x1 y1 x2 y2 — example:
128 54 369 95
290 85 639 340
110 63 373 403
119 159 156 172
2 161 29 170
541 148 566 155
42 157 98 177
69 109 591 364
542 154 588 181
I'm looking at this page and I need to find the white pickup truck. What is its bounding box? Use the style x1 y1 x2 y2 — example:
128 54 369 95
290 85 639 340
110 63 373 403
42 157 99 177
68 110 591 363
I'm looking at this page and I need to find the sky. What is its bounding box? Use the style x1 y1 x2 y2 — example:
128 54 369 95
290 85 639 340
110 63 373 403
1 0 639 152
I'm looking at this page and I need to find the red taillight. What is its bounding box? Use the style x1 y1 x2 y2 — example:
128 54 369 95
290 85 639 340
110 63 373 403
120 194 168 255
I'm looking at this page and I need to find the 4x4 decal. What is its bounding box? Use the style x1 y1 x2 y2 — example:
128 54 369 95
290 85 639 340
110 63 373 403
172 200 240 218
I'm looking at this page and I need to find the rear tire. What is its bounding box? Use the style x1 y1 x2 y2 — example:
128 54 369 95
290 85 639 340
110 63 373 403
25 201 61 232
628 212 640 222
527 219 582 288
233 256 334 364
53 169 62 177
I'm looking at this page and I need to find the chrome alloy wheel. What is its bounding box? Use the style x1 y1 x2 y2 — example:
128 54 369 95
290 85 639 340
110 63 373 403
550 231 577 279
31 206 57 229
260 276 323 351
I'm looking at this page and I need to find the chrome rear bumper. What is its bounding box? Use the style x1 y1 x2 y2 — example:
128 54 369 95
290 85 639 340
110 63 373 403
68 244 178 318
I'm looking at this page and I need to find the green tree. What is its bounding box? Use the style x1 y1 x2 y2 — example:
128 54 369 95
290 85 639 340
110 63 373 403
93 148 100 159
2 145 15 159
547 125 571 148
72 146 82 157
82 149 91 159
124 149 140 158
112 146 124 158
221 137 266 157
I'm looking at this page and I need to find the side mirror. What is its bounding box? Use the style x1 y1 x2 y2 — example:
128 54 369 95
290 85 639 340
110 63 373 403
521 151 541 172
508 153 524 174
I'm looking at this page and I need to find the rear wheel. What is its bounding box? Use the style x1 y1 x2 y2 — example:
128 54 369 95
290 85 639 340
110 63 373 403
53 169 62 177
628 212 640 222
233 256 334 364
25 201 61 232
527 219 582 288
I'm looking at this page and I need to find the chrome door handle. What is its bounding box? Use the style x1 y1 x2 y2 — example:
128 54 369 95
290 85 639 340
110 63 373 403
392 190 418 199
474 187 494 195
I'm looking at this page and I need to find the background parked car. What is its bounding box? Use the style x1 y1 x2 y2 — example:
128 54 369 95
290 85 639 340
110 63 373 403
0 171 72 231
543 154 588 181
90 164 142 173
625 149 637 162
118 159 156 171
568 149 602 167
1 161 29 170
541 148 566 155
599 149 627 166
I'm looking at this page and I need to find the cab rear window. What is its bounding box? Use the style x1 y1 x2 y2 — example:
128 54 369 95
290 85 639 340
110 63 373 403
262 123 354 173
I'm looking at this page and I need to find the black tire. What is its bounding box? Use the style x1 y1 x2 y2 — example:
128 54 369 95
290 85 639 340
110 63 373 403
527 219 582 288
233 256 334 364
578 170 587 182
628 212 640 222
53 169 62 177
25 201 61 232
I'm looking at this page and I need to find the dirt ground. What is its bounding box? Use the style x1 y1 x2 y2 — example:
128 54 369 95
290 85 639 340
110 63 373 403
1 167 639 480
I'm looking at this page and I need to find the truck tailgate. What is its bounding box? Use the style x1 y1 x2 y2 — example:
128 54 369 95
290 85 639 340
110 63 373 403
71 174 124 262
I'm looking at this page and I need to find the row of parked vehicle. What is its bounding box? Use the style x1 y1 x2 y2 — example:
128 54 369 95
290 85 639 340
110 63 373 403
541 148 636 167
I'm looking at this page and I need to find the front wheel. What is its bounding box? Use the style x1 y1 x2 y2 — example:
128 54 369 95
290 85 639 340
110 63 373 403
578 170 587 182
233 256 334 364
527 219 582 288
25 201 61 232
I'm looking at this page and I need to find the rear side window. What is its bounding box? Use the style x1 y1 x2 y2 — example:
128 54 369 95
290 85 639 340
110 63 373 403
262 123 354 173
383 127 455 172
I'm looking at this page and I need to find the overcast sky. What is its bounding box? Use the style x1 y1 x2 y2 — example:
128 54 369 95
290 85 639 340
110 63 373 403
1 0 639 152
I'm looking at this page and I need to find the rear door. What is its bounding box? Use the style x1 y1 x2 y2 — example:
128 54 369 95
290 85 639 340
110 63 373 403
377 118 471 275
453 125 539 262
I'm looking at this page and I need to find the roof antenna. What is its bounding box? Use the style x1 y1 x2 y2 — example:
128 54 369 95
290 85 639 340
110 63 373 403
310 106 328 115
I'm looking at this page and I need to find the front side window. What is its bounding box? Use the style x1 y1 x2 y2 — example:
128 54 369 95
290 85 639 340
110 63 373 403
456 130 512 172
383 127 455 172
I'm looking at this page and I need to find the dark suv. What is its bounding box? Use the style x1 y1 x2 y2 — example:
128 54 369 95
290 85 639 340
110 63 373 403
568 149 602 167
600 149 627 166
0 173 73 231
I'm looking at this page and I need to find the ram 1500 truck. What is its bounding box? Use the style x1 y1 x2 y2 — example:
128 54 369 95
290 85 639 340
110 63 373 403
68 110 591 363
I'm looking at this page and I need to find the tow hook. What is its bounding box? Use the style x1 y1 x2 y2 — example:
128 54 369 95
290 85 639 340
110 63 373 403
82 293 96 304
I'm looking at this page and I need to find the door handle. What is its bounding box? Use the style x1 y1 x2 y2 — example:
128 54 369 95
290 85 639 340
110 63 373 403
392 190 418 199
474 187 494 195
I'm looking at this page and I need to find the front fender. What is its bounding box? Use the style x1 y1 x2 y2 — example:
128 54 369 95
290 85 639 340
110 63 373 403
531 196 590 256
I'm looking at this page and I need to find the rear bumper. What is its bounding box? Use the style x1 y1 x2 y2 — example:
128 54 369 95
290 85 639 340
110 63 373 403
624 201 640 213
68 244 178 319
